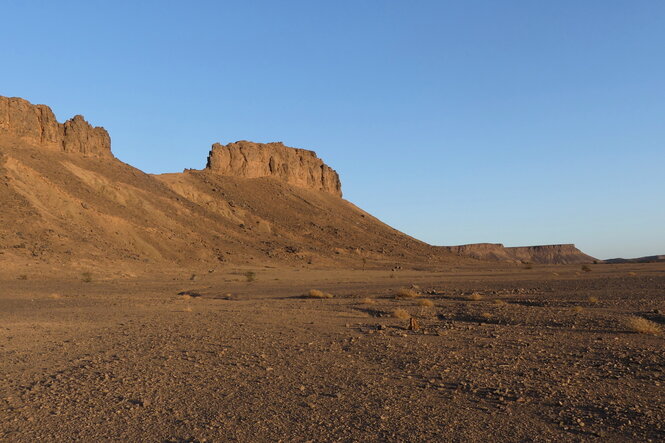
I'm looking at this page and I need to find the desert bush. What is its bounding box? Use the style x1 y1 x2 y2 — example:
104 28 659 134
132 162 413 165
587 296 599 303
81 272 92 283
581 265 592 273
392 308 411 320
396 288 419 298
523 263 533 270
417 299 434 307
480 312 493 321
573 306 585 313
468 292 484 301
624 316 662 335
492 299 507 306
308 289 333 299
17 274 27 280
244 271 256 282
360 297 376 305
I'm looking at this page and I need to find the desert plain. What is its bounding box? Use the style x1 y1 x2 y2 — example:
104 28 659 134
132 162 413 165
1 262 663 442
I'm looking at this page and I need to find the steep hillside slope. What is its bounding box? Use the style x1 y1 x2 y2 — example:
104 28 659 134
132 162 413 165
0 96 462 271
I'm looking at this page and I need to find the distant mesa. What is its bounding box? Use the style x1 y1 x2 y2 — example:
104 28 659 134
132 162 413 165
445 243 597 264
206 140 342 197
0 96 112 158
604 255 665 264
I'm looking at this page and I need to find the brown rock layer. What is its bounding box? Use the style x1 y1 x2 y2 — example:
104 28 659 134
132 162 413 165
206 141 342 196
0 96 111 157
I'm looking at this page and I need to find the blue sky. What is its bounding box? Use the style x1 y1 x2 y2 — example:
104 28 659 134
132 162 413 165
2 1 663 259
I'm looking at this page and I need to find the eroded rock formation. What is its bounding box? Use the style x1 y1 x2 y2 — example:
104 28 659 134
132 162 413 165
206 141 342 196
0 96 111 157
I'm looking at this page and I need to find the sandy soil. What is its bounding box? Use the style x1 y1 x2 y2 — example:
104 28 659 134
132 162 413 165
1 263 663 442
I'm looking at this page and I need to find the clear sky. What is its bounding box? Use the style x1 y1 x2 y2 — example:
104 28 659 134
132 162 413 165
2 1 663 259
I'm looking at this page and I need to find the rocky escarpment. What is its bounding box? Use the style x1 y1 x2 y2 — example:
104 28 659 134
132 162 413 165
445 243 596 264
506 244 596 264
206 141 342 196
0 96 111 157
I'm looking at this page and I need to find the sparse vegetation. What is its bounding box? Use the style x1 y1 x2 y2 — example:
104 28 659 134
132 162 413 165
360 297 376 305
581 265 592 273
573 306 585 313
308 289 333 299
624 316 662 335
468 292 484 301
17 274 27 280
417 299 434 307
587 296 599 303
480 312 493 321
244 271 256 282
81 272 92 283
523 263 533 270
396 288 419 298
392 308 410 320
493 299 507 306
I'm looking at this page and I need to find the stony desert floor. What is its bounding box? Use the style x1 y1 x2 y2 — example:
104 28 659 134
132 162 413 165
1 263 663 442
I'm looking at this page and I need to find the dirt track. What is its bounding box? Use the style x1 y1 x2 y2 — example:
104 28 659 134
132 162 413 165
1 263 664 441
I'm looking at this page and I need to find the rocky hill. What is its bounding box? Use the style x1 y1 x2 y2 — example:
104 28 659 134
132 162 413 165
0 96 459 271
0 95 598 271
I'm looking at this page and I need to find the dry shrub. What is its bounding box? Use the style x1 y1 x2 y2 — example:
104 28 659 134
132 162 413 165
81 272 92 283
183 306 193 313
417 299 434 307
179 294 192 301
493 299 507 306
360 297 376 305
396 288 419 298
49 293 62 300
309 289 333 299
587 296 599 304
573 306 585 313
392 308 411 320
551 272 560 276
17 274 27 280
624 316 662 335
480 312 493 320
581 265 592 273
627 272 637 277
468 292 484 301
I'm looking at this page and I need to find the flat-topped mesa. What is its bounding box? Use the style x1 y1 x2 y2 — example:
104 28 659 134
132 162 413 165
445 242 597 264
205 140 342 197
0 96 112 157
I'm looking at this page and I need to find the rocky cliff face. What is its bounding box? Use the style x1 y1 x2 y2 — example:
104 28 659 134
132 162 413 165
445 243 596 264
206 141 342 197
0 96 111 157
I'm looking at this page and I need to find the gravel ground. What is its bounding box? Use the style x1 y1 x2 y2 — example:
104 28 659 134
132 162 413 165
1 263 663 442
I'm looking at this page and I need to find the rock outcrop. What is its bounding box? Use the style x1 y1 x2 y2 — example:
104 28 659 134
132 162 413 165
445 243 596 264
0 96 111 157
206 141 342 197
